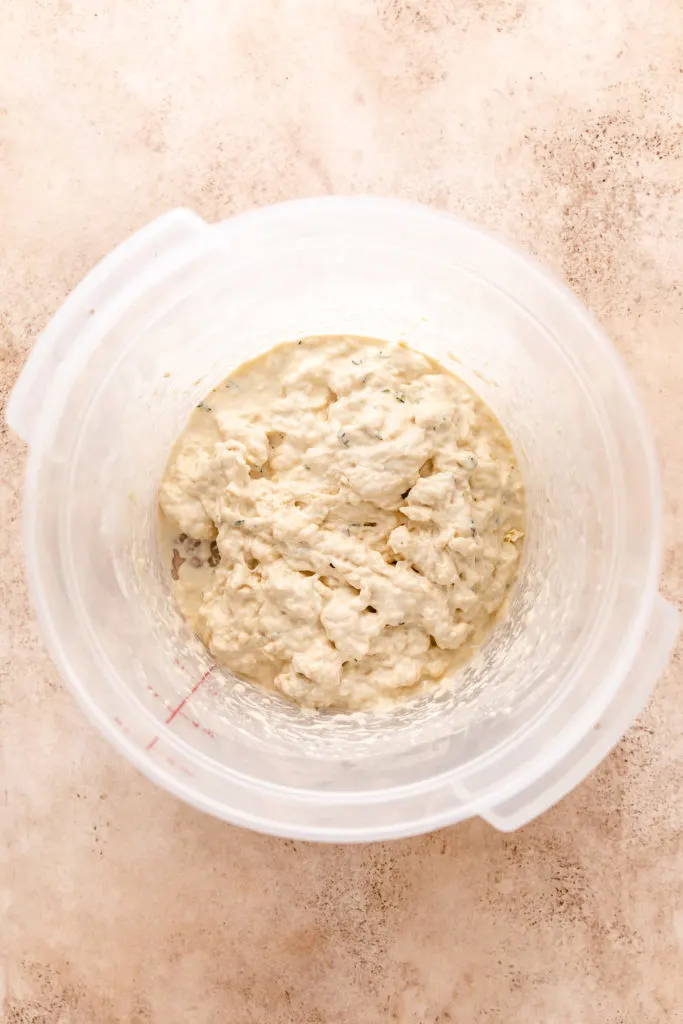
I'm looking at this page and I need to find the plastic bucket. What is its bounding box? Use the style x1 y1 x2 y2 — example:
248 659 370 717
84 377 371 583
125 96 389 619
7 198 678 841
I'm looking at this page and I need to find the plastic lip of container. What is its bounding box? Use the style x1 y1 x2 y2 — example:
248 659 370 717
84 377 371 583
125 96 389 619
6 197 679 842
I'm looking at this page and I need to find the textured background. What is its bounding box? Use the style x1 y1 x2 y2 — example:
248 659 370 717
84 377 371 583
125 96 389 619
1 1 682 1021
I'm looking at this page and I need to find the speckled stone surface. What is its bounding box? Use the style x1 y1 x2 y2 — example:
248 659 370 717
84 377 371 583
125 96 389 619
2 1 682 1021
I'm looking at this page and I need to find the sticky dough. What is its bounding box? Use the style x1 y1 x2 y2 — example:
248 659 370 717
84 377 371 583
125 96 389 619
159 336 525 710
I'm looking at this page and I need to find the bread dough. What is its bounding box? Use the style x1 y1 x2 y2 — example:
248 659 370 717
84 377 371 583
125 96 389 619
159 336 525 710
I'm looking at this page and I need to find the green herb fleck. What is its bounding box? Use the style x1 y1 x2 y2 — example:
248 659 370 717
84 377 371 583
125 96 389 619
395 394 406 403
337 429 350 448
196 401 212 411
351 359 363 366
234 519 245 527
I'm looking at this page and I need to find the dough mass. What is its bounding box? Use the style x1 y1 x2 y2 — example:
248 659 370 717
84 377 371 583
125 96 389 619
159 336 525 710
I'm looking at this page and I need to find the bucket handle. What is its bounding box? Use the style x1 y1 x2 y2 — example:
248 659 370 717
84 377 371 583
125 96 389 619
481 593 679 831
6 209 214 444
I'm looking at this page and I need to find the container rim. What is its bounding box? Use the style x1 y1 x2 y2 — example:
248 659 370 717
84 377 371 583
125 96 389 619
17 196 664 837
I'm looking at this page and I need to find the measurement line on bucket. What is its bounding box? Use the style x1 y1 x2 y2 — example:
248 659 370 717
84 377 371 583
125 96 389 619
146 664 216 751
145 682 215 738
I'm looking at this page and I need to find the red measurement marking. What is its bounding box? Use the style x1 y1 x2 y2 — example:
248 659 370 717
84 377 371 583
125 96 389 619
147 679 215 737
146 665 216 751
164 755 195 777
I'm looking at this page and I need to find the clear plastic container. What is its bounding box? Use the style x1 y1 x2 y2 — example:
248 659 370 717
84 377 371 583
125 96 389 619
7 198 678 841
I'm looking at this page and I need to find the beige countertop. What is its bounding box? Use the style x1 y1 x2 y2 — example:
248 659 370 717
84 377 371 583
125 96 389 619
2 1 682 1021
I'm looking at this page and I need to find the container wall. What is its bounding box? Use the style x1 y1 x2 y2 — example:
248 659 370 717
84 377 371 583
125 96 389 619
22 201 661 836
